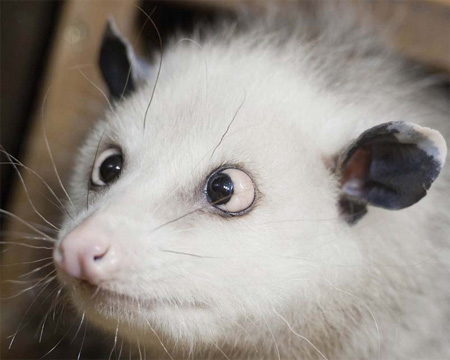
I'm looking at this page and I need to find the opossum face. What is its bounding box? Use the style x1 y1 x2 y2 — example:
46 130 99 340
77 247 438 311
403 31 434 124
53 22 446 349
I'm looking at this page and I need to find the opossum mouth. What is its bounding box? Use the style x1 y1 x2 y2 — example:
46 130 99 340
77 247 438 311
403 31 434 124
73 280 209 310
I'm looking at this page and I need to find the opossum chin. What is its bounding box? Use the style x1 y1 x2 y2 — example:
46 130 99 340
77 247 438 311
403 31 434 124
67 280 225 344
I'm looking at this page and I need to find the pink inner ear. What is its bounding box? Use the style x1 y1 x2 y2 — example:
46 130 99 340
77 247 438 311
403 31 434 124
341 146 372 198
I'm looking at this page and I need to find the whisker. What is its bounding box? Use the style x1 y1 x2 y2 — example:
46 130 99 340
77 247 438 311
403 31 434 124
2 275 56 286
0 154 71 218
160 249 219 259
149 208 201 234
70 311 86 344
0 241 54 250
176 37 208 112
1 271 57 301
51 286 64 321
272 307 329 360
117 337 124 360
40 86 75 212
148 100 251 218
137 338 143 360
40 315 80 359
19 261 54 278
38 306 51 344
150 188 251 234
254 217 339 226
0 256 53 267
1 151 59 230
89 285 102 300
325 281 381 360
53 298 68 334
0 234 54 243
7 273 57 348
119 7 156 102
214 343 231 360
75 67 122 124
68 63 93 70
38 286 64 343
108 318 120 360
134 4 163 130
25 220 58 234
86 129 107 209
77 320 88 360
0 209 56 241
210 90 246 159
145 319 174 360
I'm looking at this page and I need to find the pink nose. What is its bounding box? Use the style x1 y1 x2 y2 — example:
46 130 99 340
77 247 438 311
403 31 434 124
54 220 118 285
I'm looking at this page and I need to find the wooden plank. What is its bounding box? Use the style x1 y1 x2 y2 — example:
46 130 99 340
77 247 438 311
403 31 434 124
1 0 139 357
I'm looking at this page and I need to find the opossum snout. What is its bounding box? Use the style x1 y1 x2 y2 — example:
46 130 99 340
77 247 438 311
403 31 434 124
53 220 119 285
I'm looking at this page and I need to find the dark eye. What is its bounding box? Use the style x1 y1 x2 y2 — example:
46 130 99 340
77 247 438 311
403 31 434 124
91 148 123 186
205 168 255 215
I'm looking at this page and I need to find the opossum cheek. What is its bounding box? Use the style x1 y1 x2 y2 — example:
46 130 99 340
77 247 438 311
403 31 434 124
54 220 121 286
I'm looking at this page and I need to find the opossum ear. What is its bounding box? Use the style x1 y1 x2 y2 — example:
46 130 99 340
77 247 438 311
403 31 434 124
336 121 447 224
99 17 151 100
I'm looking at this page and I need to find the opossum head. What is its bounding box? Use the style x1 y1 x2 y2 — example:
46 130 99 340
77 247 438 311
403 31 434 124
53 20 447 349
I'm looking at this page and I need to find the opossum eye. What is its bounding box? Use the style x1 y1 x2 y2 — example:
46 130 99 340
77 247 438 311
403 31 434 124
91 148 123 186
206 168 255 215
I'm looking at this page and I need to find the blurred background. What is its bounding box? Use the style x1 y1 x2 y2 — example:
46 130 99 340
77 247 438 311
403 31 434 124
1 0 449 359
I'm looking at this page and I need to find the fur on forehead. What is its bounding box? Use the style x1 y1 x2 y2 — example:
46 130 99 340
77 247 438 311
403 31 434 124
99 43 353 158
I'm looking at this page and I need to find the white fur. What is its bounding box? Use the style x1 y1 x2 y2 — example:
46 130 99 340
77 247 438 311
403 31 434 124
57 4 449 359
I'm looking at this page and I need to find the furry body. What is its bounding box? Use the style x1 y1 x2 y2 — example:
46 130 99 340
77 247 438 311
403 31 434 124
56 4 449 359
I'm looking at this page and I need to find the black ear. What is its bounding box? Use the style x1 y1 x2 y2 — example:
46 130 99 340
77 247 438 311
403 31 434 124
99 18 151 100
336 121 447 224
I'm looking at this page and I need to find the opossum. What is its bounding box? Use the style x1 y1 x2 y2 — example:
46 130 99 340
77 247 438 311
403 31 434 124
50 3 449 359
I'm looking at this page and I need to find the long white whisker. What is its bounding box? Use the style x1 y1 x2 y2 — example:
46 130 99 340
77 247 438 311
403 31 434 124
38 286 64 343
19 261 54 278
145 319 174 360
40 315 80 359
0 235 54 243
272 307 329 360
77 320 88 360
51 286 64 321
86 128 107 209
1 150 60 231
214 343 231 360
3 274 56 286
262 316 280 360
109 318 120 360
0 256 53 267
7 273 57 348
137 338 142 360
2 271 57 301
0 209 56 241
0 241 54 250
0 154 71 218
75 67 122 125
53 298 68 334
70 311 86 345
40 85 75 212
0 241 53 249
325 281 381 360
117 337 124 360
